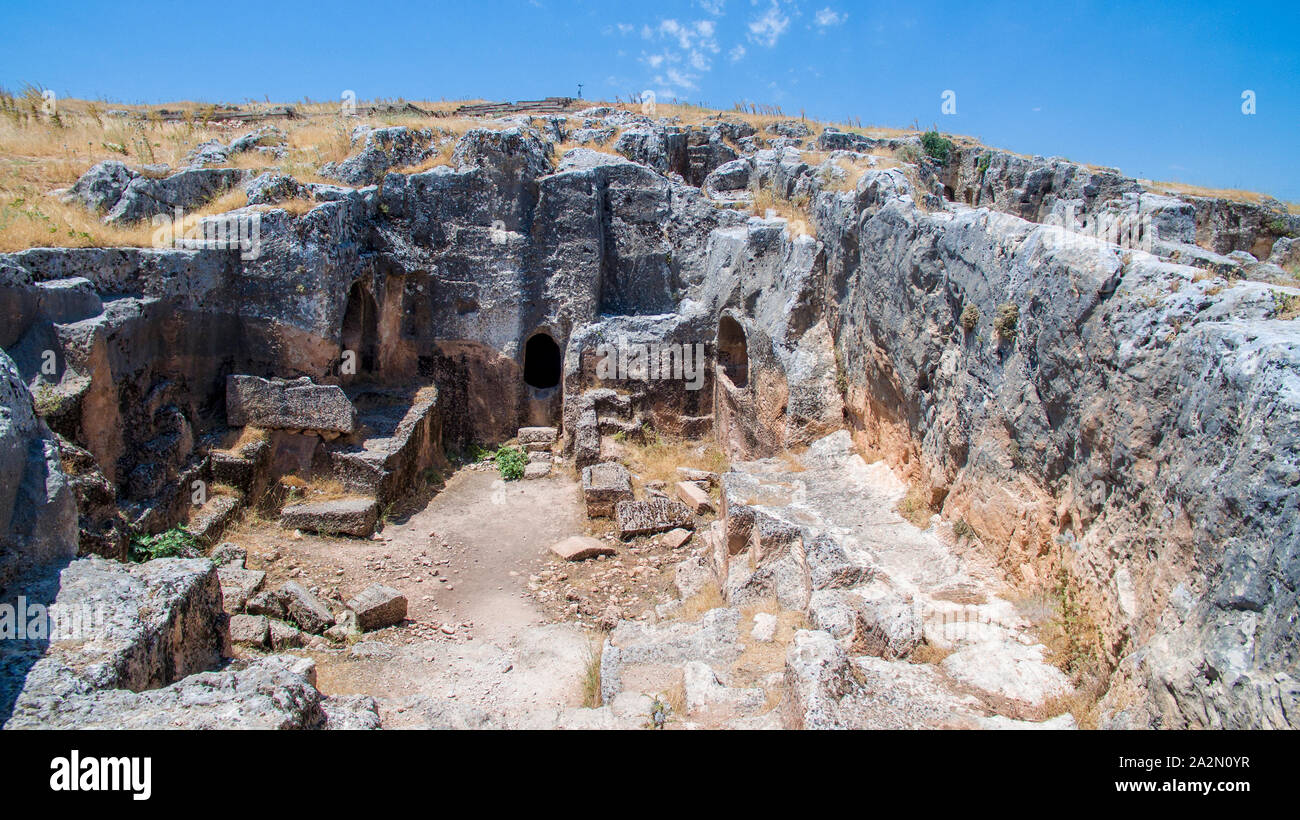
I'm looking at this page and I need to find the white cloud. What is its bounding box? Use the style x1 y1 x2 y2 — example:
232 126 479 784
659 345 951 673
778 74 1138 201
748 1 790 47
694 0 727 15
814 7 846 28
637 16 723 96
729 44 747 62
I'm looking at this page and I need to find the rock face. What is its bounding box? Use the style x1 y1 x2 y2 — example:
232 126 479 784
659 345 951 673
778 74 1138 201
5 105 1300 729
226 375 357 434
0 349 78 588
1 556 228 726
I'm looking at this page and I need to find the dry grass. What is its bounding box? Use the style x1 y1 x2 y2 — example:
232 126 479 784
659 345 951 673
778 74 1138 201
907 641 953 665
581 638 603 708
216 425 268 454
0 94 488 252
619 432 728 491
750 188 816 238
675 583 727 621
896 483 935 528
1139 178 1300 212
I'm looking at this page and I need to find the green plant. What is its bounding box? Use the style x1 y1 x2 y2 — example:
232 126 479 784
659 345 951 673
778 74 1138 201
494 445 527 481
1271 290 1300 320
920 130 954 164
129 526 200 562
646 696 670 729
976 154 991 176
993 302 1019 339
1267 218 1296 238
959 304 979 331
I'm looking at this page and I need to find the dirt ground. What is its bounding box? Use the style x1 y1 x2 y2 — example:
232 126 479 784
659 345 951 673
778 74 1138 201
221 459 714 723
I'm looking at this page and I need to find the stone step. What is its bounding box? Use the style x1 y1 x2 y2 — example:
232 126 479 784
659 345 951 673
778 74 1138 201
279 496 379 537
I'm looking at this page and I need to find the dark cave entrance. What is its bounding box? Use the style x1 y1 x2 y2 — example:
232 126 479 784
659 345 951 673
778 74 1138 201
341 280 379 376
717 316 749 388
523 332 562 390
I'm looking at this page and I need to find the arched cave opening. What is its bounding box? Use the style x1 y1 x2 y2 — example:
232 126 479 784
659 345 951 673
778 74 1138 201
523 333 562 389
341 280 379 375
717 316 749 388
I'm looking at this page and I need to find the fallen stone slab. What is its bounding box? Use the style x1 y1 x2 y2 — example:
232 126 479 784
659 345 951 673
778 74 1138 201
279 581 335 634
226 374 356 434
582 462 633 518
675 480 714 513
347 583 408 631
246 590 287 620
524 461 551 479
229 614 270 648
269 619 307 649
617 498 695 539
518 426 558 444
209 542 247 568
661 528 692 549
550 535 616 562
217 565 266 613
280 497 378 537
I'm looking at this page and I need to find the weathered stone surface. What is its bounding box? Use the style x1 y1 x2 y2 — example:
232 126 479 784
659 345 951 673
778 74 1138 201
229 614 270 647
581 462 633 518
941 642 1073 709
278 581 335 634
269 618 306 649
615 498 694 539
245 590 286 620
322 125 438 185
523 461 551 479
226 375 356 434
217 565 266 613
549 535 615 562
5 655 330 730
279 497 377 537
0 350 78 588
517 426 557 444
209 541 247 568
63 160 136 212
2 556 228 727
103 167 248 224
346 583 407 631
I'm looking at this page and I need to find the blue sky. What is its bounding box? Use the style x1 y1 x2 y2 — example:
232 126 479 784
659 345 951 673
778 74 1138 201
3 0 1297 199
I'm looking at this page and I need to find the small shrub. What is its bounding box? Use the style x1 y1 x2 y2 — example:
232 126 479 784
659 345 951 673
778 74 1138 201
976 154 991 176
129 527 200 562
953 518 975 540
494 445 527 481
920 130 954 164
993 302 1019 339
959 304 979 331
1271 291 1300 320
